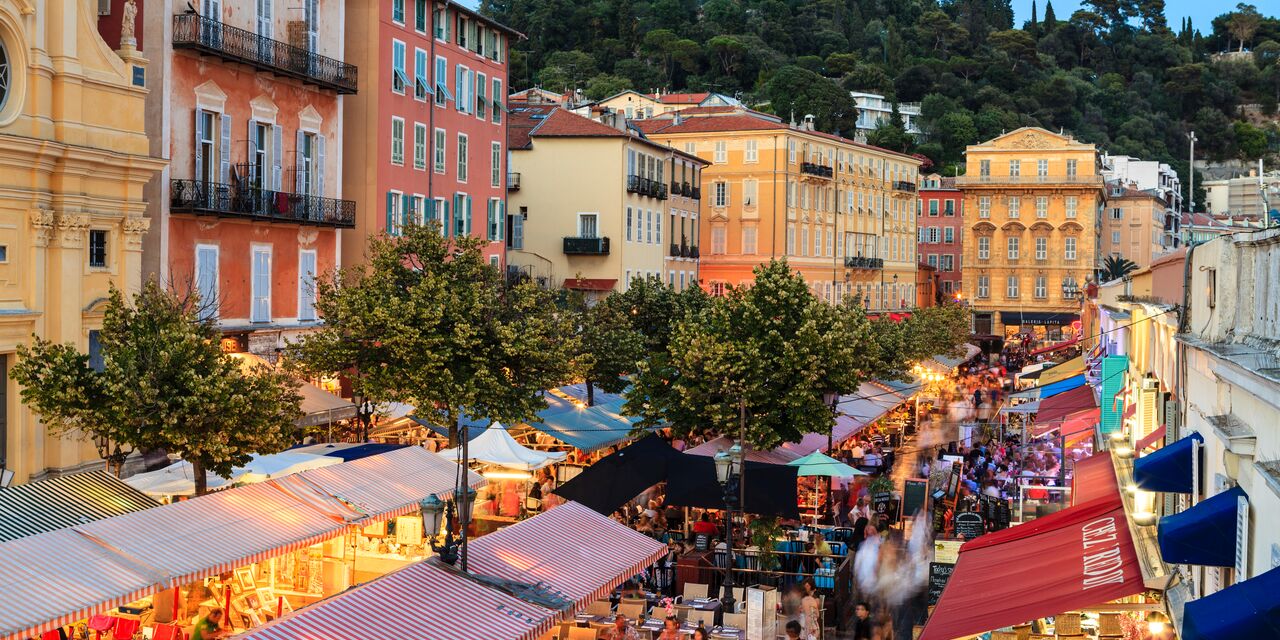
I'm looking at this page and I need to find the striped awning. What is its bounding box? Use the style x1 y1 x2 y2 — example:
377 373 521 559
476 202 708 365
0 529 165 640
76 480 349 587
466 501 667 612
0 470 160 541
283 446 486 521
240 559 558 640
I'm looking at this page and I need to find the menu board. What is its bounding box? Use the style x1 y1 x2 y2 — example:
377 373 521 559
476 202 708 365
954 511 985 540
872 492 900 525
903 479 927 520
927 563 955 605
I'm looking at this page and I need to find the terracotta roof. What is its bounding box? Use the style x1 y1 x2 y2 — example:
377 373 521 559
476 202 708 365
533 108 631 138
1149 247 1187 268
506 104 558 150
507 105 708 164
564 278 617 291
654 92 710 104
638 112 920 161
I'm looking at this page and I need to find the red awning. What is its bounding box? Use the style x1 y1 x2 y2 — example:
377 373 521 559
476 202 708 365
1135 425 1166 452
1123 403 1136 419
1030 336 1080 356
920 454 1142 640
1071 452 1119 506
1035 407 1101 439
466 501 667 611
1033 385 1097 432
563 278 617 291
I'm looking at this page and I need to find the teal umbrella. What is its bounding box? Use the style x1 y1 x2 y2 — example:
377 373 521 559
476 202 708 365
786 451 867 477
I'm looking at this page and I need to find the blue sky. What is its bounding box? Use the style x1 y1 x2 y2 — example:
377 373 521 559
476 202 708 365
1011 0 1276 32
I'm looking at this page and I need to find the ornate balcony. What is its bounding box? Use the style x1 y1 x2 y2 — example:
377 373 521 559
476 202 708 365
172 13 358 94
800 162 834 179
893 181 917 192
563 236 610 255
844 256 884 269
170 179 355 228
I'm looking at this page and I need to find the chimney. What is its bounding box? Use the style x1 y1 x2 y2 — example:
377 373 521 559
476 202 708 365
803 114 816 131
674 111 684 126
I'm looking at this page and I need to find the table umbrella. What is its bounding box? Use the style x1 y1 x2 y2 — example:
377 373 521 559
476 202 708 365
553 434 680 515
786 451 867 477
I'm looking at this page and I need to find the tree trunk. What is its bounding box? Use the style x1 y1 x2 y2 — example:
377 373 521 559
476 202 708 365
192 458 209 496
447 409 459 448
586 379 596 407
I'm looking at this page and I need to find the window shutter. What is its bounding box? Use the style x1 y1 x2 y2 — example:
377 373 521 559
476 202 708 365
386 192 395 235
196 247 219 319
401 194 411 227
271 125 283 190
299 251 317 321
316 135 326 196
219 114 231 184
441 199 450 237
497 201 505 241
194 111 204 184
465 196 473 235
295 130 305 193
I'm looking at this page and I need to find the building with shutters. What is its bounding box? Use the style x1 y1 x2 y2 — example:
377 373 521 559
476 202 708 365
341 0 516 269
0 0 165 483
957 128 1104 342
505 104 706 299
1099 183 1170 269
917 174 964 299
139 0 356 358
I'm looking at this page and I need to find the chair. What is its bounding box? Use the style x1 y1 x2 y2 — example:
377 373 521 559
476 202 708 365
153 625 184 640
722 612 747 630
618 602 645 620
672 604 693 621
1053 614 1082 636
587 600 613 616
686 609 716 628
648 607 669 620
731 587 745 607
567 627 599 640
683 583 709 600
537 630 560 640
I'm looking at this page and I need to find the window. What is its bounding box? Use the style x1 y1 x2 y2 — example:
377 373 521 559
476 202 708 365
929 200 939 216
786 181 796 207
711 227 727 254
1066 159 1077 177
88 230 108 268
1006 275 1019 298
943 227 955 244
927 254 938 267
386 191 403 235
196 109 217 184
646 210 652 243
979 160 990 177
979 196 991 219
1008 197 1020 218
455 66 471 113
941 255 954 272
491 142 501 187
714 141 727 164
392 40 407 94
456 133 468 181
412 123 426 170
1037 159 1048 177
788 140 796 163
1036 196 1048 218
453 193 470 236
1111 207 1123 220
1112 231 1121 244
800 228 809 257
415 0 426 31
414 49 430 100
944 200 955 216
388 117 405 165
926 227 940 243
714 182 728 207
1036 237 1047 260
743 179 757 207
392 0 404 23
298 250 317 321
195 244 218 319
251 246 271 322
578 213 598 238
1034 275 1047 299
507 207 524 249
977 275 989 298
814 228 822 256
434 56 450 106
476 72 487 119
434 128 446 173
786 225 795 254
1009 159 1020 177
0 245 6 262
456 15 468 47
492 77 503 124
625 207 633 241
434 8 447 38
745 139 757 163
1065 196 1077 218
1007 236 1019 260
1065 237 1077 260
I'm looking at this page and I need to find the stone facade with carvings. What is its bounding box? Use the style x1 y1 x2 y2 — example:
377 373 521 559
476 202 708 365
0 0 165 483
957 127 1104 342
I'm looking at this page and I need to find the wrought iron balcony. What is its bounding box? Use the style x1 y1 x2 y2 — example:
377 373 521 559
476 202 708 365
689 245 699 259
691 186 701 200
893 181 917 192
170 179 355 228
844 256 884 269
172 13 358 94
627 175 668 199
507 172 521 191
563 236 610 255
670 243 681 257
800 162 834 179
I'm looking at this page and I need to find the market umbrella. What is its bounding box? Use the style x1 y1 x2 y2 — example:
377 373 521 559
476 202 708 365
553 434 680 515
664 455 800 519
786 451 866 478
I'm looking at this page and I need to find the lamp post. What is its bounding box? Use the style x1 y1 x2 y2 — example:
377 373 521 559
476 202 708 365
420 494 459 565
714 442 743 613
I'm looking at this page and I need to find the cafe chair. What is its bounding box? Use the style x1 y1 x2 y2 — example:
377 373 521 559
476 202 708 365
683 583 709 600
537 629 559 640
647 607 668 620
587 600 613 617
673 604 693 621
722 612 747 629
731 587 745 607
618 602 645 620
1053 613 1082 636
687 610 716 628
567 626 599 640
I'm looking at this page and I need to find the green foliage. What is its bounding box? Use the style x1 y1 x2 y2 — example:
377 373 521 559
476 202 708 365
1100 254 1140 282
764 65 859 134
287 223 574 445
570 295 645 406
12 281 302 494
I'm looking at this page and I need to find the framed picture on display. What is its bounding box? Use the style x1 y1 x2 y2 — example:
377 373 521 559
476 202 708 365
278 596 293 613
256 588 275 609
236 567 256 591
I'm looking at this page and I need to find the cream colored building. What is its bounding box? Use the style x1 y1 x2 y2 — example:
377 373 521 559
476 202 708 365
0 1 165 483
593 90 740 119
635 108 921 310
506 104 705 298
1101 184 1169 269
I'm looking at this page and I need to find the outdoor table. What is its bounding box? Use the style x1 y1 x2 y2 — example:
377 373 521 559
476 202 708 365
639 619 700 635
706 626 745 640
575 614 611 627
686 597 721 611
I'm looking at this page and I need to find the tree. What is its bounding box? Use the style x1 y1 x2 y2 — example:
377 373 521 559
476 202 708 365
707 35 747 78
571 296 644 406
1100 254 1139 282
1233 120 1268 159
1043 1 1058 31
1228 4 1263 52
12 281 302 494
289 223 574 446
764 65 859 134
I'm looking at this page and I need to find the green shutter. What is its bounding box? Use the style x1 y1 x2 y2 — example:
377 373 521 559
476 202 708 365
386 192 395 235
442 200 451 237
402 194 412 227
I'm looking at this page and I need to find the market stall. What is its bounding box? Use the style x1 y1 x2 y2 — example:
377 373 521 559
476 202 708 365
124 452 343 499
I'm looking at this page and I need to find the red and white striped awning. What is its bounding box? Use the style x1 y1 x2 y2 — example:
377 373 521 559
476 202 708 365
285 446 486 522
240 559 558 640
0 529 165 640
467 501 667 612
77 480 347 587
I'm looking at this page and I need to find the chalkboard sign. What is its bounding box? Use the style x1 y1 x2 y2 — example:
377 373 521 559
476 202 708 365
954 511 985 540
927 562 955 605
903 479 927 520
694 533 710 551
996 501 1012 530
872 492 900 524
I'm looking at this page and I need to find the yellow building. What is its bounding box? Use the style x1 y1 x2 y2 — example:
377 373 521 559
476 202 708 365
0 1 165 483
592 90 739 119
505 104 706 298
636 108 921 310
1101 184 1168 269
957 128 1103 340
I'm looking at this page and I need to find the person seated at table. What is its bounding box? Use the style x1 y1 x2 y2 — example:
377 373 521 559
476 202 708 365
811 532 833 556
192 608 229 640
692 628 710 640
691 512 718 536
658 617 681 640
603 614 640 640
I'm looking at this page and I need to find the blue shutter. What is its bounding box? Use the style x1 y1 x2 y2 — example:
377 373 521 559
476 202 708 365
441 199 451 237
401 194 411 227
194 110 204 184
386 192 395 235
299 251 317 321
219 114 231 184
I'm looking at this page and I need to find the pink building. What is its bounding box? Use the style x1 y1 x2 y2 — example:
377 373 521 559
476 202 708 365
917 174 964 298
343 0 517 268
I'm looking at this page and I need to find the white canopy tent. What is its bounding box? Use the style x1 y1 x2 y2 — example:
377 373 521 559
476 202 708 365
124 451 343 497
439 422 567 471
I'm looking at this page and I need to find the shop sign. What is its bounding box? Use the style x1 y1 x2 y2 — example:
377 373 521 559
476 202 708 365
933 540 963 564
927 562 955 605
954 511 985 540
873 492 900 525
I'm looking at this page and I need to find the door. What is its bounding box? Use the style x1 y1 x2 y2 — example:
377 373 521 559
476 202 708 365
578 213 598 238
975 313 993 336
201 0 222 46
256 0 272 61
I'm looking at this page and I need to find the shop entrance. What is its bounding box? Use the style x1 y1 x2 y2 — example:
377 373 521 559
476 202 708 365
973 313 993 335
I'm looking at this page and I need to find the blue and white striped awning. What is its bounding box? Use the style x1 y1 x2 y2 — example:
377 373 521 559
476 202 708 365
0 470 159 542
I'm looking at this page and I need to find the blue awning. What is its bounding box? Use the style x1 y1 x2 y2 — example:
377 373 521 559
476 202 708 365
1038 374 1086 399
408 414 488 442
526 393 640 453
1158 486 1246 567
320 443 408 461
1182 564 1280 639
1134 432 1203 493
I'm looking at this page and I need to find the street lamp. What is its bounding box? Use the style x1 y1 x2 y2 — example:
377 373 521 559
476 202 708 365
1062 281 1081 301
714 443 744 613
420 494 459 565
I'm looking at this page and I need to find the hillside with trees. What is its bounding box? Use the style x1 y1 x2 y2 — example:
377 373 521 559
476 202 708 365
481 0 1280 203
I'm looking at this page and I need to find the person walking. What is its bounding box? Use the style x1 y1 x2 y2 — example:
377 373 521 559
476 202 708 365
801 578 822 640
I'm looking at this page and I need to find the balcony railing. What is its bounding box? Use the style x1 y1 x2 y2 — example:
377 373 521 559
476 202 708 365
626 176 668 199
893 181 917 192
507 172 521 191
563 236 610 255
689 245 699 259
172 13 358 94
844 256 884 269
955 174 1105 187
800 162 834 179
170 179 356 228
